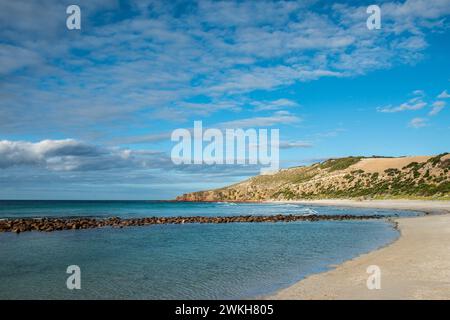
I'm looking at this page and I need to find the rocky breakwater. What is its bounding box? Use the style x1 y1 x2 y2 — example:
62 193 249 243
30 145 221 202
0 214 389 233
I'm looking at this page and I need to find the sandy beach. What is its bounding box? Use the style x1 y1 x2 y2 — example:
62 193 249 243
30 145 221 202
269 200 450 300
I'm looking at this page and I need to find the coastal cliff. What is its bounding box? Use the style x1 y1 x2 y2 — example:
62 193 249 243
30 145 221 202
176 153 450 201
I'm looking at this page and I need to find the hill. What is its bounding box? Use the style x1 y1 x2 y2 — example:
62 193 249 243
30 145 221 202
176 153 450 201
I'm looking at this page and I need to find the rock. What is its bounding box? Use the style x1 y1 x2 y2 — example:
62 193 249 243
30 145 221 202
0 213 386 233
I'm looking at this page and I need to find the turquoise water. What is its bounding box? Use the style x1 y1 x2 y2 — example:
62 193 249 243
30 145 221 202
0 200 418 219
0 201 416 299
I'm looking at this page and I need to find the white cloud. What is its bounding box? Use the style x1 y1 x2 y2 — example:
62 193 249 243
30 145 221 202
382 0 450 20
380 89 447 126
250 99 299 111
409 117 427 128
2 0 449 133
0 139 96 169
217 111 301 128
378 101 427 113
377 90 429 113
429 100 446 115
0 139 165 171
437 90 450 98
278 141 313 149
412 89 426 96
0 44 42 75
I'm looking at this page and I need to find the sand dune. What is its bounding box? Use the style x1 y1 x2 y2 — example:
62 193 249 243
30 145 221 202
349 156 431 173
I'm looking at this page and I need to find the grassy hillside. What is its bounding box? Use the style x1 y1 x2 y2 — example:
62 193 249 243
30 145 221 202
176 153 450 201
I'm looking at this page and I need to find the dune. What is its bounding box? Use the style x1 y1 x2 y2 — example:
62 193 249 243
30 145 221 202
350 156 432 173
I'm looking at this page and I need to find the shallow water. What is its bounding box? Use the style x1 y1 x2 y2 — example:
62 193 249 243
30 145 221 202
0 201 415 299
0 200 418 219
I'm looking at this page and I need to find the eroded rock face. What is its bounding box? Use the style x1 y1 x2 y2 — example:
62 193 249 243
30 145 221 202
0 214 387 233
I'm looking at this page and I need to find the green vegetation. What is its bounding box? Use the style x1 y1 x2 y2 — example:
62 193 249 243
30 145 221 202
440 159 450 170
319 157 363 172
344 174 353 181
428 153 449 166
291 171 318 184
252 167 319 185
383 168 400 176
403 161 424 171
272 188 296 200
188 154 450 201
296 180 450 199
264 156 450 200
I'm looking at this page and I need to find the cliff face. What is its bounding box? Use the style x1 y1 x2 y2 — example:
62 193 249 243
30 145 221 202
176 154 450 201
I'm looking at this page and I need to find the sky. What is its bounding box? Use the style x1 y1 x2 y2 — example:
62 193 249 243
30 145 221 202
0 0 449 200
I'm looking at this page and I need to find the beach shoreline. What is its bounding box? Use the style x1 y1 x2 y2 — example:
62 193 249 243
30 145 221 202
267 199 450 215
266 199 450 300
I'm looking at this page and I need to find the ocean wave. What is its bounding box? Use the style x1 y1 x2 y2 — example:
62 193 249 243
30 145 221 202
298 208 319 216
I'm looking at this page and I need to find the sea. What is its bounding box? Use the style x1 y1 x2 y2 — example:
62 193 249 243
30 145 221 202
0 200 419 299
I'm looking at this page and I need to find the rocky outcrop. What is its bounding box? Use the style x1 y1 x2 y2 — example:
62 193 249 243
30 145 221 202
0 214 388 233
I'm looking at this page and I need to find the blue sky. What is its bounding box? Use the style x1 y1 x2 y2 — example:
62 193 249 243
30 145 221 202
0 0 449 199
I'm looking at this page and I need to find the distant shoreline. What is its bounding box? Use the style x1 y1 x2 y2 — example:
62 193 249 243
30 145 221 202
265 199 450 300
265 199 450 215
